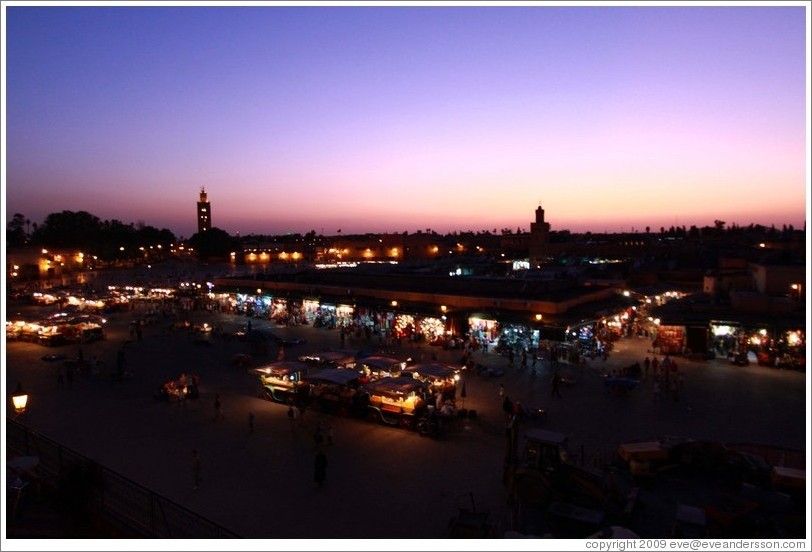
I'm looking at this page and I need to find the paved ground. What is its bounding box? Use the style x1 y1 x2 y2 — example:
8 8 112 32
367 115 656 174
4 290 809 540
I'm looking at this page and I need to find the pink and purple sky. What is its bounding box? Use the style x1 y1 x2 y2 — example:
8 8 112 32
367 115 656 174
3 3 809 239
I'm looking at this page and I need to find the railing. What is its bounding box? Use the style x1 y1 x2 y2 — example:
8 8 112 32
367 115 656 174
6 418 240 538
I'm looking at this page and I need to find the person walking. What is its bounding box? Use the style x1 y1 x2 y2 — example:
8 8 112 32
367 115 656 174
57 367 65 388
314 451 327 487
326 423 334 446
192 450 202 490
288 404 297 431
248 410 255 432
213 394 224 421
643 356 651 379
499 383 504 397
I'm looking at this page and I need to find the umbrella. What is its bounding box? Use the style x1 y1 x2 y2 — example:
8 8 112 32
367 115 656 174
460 381 467 409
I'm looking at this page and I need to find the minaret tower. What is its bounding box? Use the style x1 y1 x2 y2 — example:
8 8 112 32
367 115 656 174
197 187 211 233
529 203 551 263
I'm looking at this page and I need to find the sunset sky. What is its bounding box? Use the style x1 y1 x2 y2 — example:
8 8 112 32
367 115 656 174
3 3 809 239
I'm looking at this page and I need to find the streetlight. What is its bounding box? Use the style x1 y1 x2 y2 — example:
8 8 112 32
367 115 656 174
11 382 28 415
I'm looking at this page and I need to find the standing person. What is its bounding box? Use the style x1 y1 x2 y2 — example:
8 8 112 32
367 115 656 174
288 404 296 431
314 451 327 487
248 410 255 432
213 394 224 421
643 357 651 379
551 370 562 398
57 367 65 388
499 383 504 397
326 423 334 446
192 450 202 490
297 403 307 426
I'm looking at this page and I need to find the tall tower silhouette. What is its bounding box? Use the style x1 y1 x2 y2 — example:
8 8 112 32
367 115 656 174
529 204 551 263
197 187 211 233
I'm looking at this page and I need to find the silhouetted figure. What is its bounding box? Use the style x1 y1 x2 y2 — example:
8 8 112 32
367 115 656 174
551 371 562 398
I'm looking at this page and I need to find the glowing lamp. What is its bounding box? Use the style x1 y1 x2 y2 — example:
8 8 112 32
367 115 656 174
535 314 543 321
12 383 28 415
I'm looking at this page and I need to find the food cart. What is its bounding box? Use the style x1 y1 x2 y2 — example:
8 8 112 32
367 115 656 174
402 362 461 401
251 361 312 403
305 367 364 415
354 355 406 380
359 376 428 429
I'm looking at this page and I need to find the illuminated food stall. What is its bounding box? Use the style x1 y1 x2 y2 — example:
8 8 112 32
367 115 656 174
402 362 461 401
158 373 200 402
354 356 406 380
251 361 312 403
5 313 105 346
305 367 363 415
359 376 428 429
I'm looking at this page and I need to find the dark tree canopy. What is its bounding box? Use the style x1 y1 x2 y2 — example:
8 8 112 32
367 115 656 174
15 210 176 261
188 227 238 260
6 213 28 247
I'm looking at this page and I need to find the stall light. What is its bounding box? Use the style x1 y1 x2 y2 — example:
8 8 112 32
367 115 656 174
391 300 398 307
12 383 28 415
440 305 447 313
535 314 543 321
